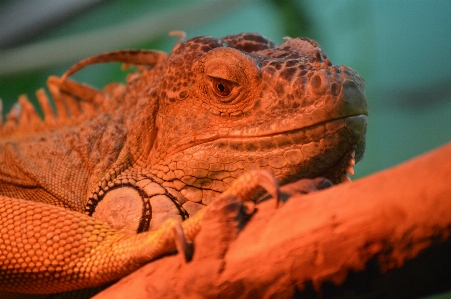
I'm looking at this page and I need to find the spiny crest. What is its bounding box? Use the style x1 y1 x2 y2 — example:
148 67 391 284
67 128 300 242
0 48 170 136
0 77 112 136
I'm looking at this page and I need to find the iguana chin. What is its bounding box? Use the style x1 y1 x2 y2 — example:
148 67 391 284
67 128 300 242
0 32 368 294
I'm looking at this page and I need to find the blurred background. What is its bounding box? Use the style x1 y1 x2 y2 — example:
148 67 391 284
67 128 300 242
0 1 450 298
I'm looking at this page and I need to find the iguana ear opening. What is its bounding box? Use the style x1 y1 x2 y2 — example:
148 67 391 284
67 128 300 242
193 47 262 111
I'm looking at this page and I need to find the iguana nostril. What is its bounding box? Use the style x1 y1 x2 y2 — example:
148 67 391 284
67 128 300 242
310 72 328 95
311 74 321 89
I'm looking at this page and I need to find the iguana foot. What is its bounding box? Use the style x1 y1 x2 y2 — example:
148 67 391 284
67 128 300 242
158 170 279 260
222 170 280 206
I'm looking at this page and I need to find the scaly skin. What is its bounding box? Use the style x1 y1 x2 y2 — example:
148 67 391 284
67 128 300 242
0 170 278 294
0 33 368 294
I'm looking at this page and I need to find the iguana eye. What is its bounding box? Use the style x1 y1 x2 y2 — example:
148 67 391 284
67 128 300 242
198 47 261 108
210 77 235 97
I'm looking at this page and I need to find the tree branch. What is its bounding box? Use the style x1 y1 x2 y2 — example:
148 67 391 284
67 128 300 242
95 142 451 299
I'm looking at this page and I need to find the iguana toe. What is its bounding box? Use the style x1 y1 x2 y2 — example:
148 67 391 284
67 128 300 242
222 170 281 208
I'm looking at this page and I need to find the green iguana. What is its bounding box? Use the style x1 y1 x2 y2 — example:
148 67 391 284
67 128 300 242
0 32 368 295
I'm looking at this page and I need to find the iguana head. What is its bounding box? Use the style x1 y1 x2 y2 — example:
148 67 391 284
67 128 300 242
147 33 368 195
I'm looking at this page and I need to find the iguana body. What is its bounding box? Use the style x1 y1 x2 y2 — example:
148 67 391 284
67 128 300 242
0 33 367 294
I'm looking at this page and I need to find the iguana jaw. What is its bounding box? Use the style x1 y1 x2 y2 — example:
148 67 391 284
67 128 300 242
151 113 366 189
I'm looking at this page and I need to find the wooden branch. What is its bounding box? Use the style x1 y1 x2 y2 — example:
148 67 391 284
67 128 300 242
94 142 451 299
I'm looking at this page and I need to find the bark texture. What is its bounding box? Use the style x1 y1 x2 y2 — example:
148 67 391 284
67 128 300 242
95 142 451 299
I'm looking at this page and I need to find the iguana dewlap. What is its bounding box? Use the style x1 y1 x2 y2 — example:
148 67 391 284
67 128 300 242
0 33 367 294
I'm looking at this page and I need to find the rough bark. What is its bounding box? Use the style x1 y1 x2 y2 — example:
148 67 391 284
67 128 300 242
94 142 451 299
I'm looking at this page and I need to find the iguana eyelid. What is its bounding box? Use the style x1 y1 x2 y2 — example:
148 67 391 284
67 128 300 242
207 75 239 86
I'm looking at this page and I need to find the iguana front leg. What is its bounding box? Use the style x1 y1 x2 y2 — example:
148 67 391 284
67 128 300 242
0 171 278 294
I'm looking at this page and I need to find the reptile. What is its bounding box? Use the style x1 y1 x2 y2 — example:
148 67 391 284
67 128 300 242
0 32 368 295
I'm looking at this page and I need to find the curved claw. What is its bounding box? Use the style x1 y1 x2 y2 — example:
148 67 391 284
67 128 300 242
173 222 193 263
255 171 281 208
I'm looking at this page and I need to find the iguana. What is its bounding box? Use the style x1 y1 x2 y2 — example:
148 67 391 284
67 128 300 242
0 32 368 295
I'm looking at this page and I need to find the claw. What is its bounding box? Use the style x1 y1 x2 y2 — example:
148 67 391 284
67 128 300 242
173 222 193 263
256 171 281 208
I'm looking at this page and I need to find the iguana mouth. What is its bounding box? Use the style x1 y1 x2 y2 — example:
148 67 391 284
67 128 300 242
171 114 367 186
168 113 367 154
343 150 357 182
326 149 357 184
315 114 366 184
